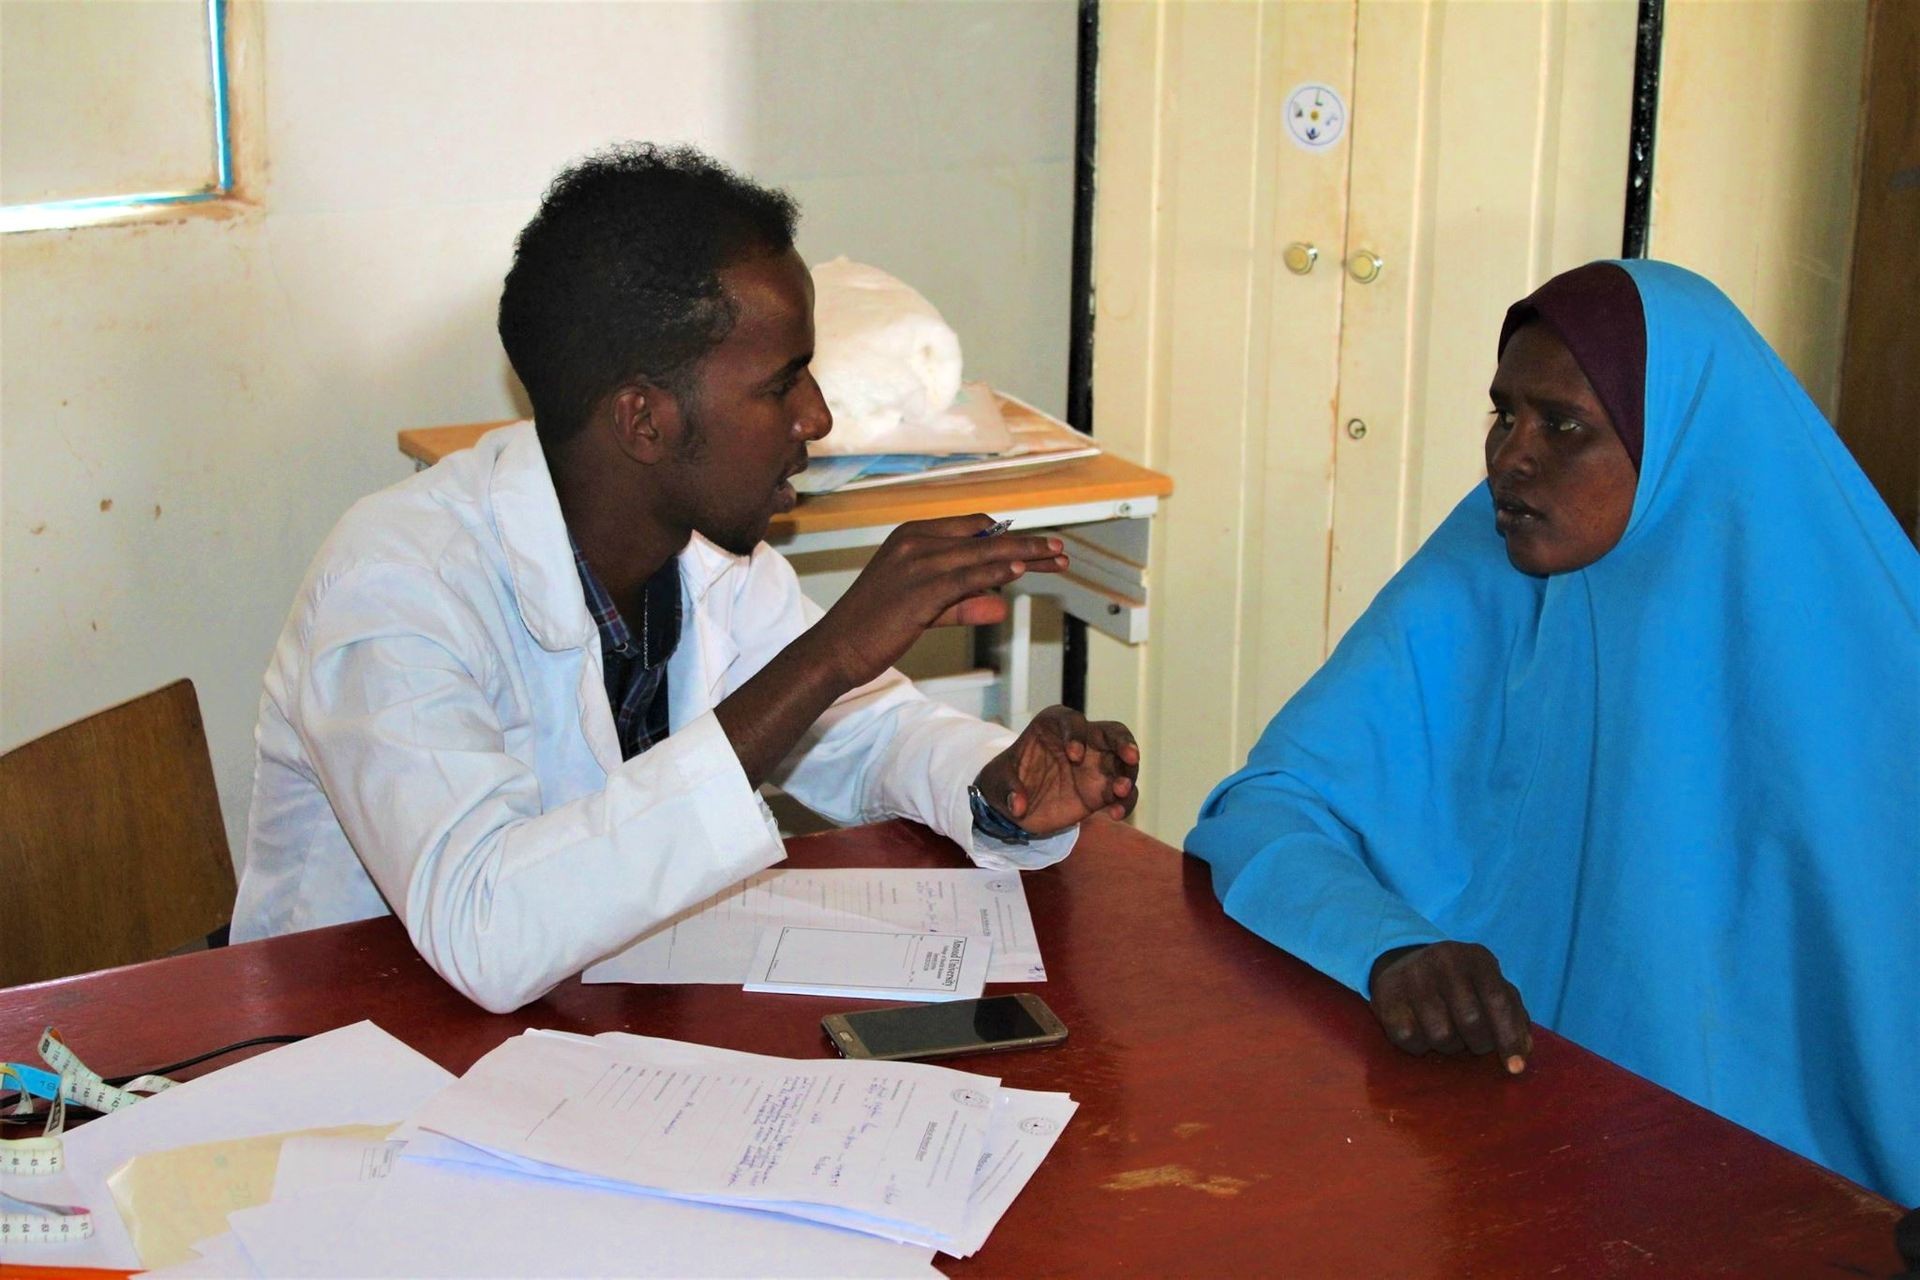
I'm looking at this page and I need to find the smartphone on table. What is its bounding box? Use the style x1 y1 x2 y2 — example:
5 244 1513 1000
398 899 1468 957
822 993 1067 1062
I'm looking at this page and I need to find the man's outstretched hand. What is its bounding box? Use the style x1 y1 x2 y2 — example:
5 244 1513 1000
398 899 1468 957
814 515 1067 689
973 706 1140 837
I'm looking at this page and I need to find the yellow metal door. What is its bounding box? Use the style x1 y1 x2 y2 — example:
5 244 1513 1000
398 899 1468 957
1089 0 1634 840
1327 0 1636 642
1088 0 1358 838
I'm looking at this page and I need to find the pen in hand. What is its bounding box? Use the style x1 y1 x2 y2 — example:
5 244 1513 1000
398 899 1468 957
977 517 1066 572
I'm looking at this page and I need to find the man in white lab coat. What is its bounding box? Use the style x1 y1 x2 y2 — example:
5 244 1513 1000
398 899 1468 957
233 143 1140 1013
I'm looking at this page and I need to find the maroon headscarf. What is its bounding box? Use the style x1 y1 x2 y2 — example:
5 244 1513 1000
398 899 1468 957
1497 262 1648 472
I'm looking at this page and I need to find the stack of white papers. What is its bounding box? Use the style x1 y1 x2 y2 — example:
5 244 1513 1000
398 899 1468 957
41 1023 1072 1278
203 1143 941 1279
407 1030 1074 1257
0 1021 452 1274
743 926 992 1001
583 868 1048 986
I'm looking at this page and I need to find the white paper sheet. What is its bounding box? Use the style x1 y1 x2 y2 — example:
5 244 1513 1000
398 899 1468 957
225 1181 382 1277
405 1083 1075 1260
744 926 991 1001
0 1021 452 1270
271 1134 403 1201
410 1031 994 1245
951 1088 1078 1257
583 867 1046 986
138 1228 262 1279
231 1154 939 1278
104 1122 393 1268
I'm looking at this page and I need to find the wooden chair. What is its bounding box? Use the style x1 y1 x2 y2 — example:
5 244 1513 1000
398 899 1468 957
0 680 236 986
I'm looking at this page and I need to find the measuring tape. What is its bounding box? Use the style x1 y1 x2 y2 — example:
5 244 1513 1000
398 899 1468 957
1 1029 177 1245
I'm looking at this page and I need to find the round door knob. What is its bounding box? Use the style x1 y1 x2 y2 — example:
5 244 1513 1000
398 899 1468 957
1283 242 1318 275
1346 250 1384 284
1345 418 1369 440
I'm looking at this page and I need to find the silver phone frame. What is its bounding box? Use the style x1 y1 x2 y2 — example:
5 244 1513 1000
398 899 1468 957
822 992 1068 1062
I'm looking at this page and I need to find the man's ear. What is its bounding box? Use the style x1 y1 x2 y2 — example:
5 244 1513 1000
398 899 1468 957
608 382 683 465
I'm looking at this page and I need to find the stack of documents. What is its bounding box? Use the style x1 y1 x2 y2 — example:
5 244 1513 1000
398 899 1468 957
405 1030 1074 1258
790 390 1101 495
7 1022 1073 1278
584 866 1049 987
743 926 992 1001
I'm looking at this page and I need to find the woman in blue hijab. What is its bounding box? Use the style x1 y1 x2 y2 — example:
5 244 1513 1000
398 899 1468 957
1187 259 1919 1205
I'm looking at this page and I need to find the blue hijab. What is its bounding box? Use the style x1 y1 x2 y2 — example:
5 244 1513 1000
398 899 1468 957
1187 259 1920 1205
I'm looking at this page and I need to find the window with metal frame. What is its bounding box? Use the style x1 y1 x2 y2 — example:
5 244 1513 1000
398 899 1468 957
0 0 235 234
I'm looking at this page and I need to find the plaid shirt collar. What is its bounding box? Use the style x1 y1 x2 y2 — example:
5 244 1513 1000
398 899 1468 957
570 535 682 760
570 536 678 668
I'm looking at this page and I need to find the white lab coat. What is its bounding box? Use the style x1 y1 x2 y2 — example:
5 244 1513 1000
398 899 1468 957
234 423 1072 1012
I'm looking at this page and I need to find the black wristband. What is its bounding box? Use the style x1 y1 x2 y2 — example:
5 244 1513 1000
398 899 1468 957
968 784 1031 845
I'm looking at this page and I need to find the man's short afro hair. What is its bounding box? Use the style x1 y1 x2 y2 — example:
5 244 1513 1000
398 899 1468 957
498 142 800 448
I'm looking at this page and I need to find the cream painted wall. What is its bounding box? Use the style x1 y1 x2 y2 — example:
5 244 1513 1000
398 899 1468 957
1 1 1078 858
1649 0 1867 416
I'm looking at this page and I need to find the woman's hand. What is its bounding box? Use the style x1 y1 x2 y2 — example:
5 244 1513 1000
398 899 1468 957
1368 941 1533 1073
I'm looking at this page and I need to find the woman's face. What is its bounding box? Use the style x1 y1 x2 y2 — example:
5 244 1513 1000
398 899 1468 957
1484 323 1639 576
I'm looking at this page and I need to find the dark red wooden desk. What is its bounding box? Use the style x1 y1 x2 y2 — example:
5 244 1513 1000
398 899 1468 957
1 820 1903 1277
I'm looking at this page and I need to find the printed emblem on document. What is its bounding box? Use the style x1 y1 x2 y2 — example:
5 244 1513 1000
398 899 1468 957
952 1087 991 1109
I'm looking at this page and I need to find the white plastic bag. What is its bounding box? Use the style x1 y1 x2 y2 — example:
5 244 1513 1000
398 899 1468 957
807 258 1010 456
